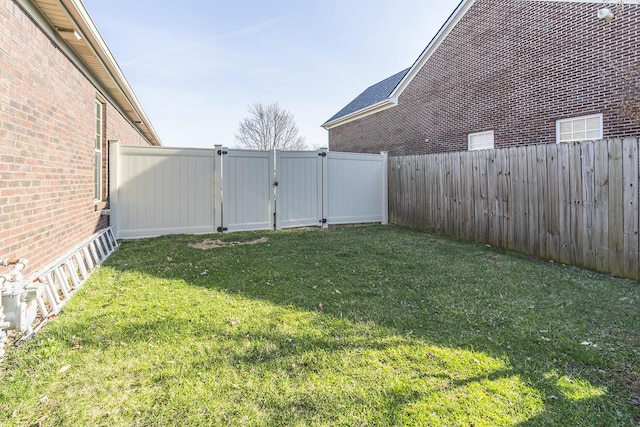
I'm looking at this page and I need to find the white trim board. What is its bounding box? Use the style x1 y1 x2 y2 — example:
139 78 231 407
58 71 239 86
325 0 637 129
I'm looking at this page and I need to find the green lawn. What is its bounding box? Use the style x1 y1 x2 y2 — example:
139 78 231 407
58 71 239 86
1 225 638 426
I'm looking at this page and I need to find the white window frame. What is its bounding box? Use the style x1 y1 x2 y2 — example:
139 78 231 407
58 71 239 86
94 99 103 202
555 113 603 144
468 130 494 151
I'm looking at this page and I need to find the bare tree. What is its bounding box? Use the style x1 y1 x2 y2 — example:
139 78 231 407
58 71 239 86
621 62 640 125
235 102 306 150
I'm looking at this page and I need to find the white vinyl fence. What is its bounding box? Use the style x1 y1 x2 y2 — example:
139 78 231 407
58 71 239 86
109 142 387 239
109 145 216 239
326 152 389 225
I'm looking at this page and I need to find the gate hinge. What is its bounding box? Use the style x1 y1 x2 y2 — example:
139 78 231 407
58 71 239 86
318 152 327 157
319 218 327 224
217 226 228 232
217 150 228 155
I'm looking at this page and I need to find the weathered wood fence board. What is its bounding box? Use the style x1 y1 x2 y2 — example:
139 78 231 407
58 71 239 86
557 143 572 265
608 140 624 277
622 141 639 278
388 138 640 280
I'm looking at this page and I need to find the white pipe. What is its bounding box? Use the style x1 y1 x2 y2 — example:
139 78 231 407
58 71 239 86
0 258 28 289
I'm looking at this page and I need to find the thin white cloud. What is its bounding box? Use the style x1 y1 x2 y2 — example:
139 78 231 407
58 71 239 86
83 0 459 148
219 11 308 40
247 67 282 74
117 12 305 78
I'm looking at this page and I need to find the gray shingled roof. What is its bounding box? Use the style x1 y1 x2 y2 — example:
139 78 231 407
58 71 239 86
323 68 410 125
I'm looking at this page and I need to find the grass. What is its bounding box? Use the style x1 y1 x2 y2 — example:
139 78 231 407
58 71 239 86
0 225 638 426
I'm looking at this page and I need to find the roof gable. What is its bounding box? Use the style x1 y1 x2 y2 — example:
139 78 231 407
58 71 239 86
323 0 640 130
322 0 473 129
389 0 475 99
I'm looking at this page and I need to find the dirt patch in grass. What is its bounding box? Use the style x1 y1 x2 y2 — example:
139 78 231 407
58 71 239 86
188 236 269 250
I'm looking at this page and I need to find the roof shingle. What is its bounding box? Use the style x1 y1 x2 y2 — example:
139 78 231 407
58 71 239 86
323 68 410 125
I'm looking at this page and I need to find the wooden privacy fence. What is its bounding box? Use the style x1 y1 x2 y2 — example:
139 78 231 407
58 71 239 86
389 138 640 280
109 142 388 239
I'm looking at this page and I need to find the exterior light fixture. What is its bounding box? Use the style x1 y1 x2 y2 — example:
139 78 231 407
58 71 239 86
58 28 82 41
597 8 614 22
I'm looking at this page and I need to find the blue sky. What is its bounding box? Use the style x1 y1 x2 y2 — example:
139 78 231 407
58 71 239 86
82 0 459 149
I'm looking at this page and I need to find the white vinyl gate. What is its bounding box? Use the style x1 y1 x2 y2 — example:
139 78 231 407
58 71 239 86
275 150 324 230
110 142 387 239
220 149 274 233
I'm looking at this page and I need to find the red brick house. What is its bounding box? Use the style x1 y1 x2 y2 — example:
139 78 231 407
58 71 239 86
1 0 161 274
323 0 640 155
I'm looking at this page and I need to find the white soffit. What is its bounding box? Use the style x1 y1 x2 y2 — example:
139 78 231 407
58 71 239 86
25 0 162 146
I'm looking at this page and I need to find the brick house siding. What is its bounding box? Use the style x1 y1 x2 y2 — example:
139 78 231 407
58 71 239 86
0 0 154 274
328 0 640 155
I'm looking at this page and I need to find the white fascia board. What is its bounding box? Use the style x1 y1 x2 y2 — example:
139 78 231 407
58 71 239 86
325 0 631 130
322 0 474 130
390 0 477 99
18 0 161 146
62 0 162 145
14 1 121 115
388 0 636 99
322 97 399 130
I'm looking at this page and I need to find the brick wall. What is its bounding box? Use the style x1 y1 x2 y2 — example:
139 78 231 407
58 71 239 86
0 0 152 274
329 0 640 155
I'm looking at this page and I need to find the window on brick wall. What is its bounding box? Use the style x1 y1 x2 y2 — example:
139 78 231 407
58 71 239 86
468 130 494 151
556 114 603 144
94 99 104 202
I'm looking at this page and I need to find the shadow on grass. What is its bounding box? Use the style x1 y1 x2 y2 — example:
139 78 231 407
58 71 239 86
35 226 640 425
